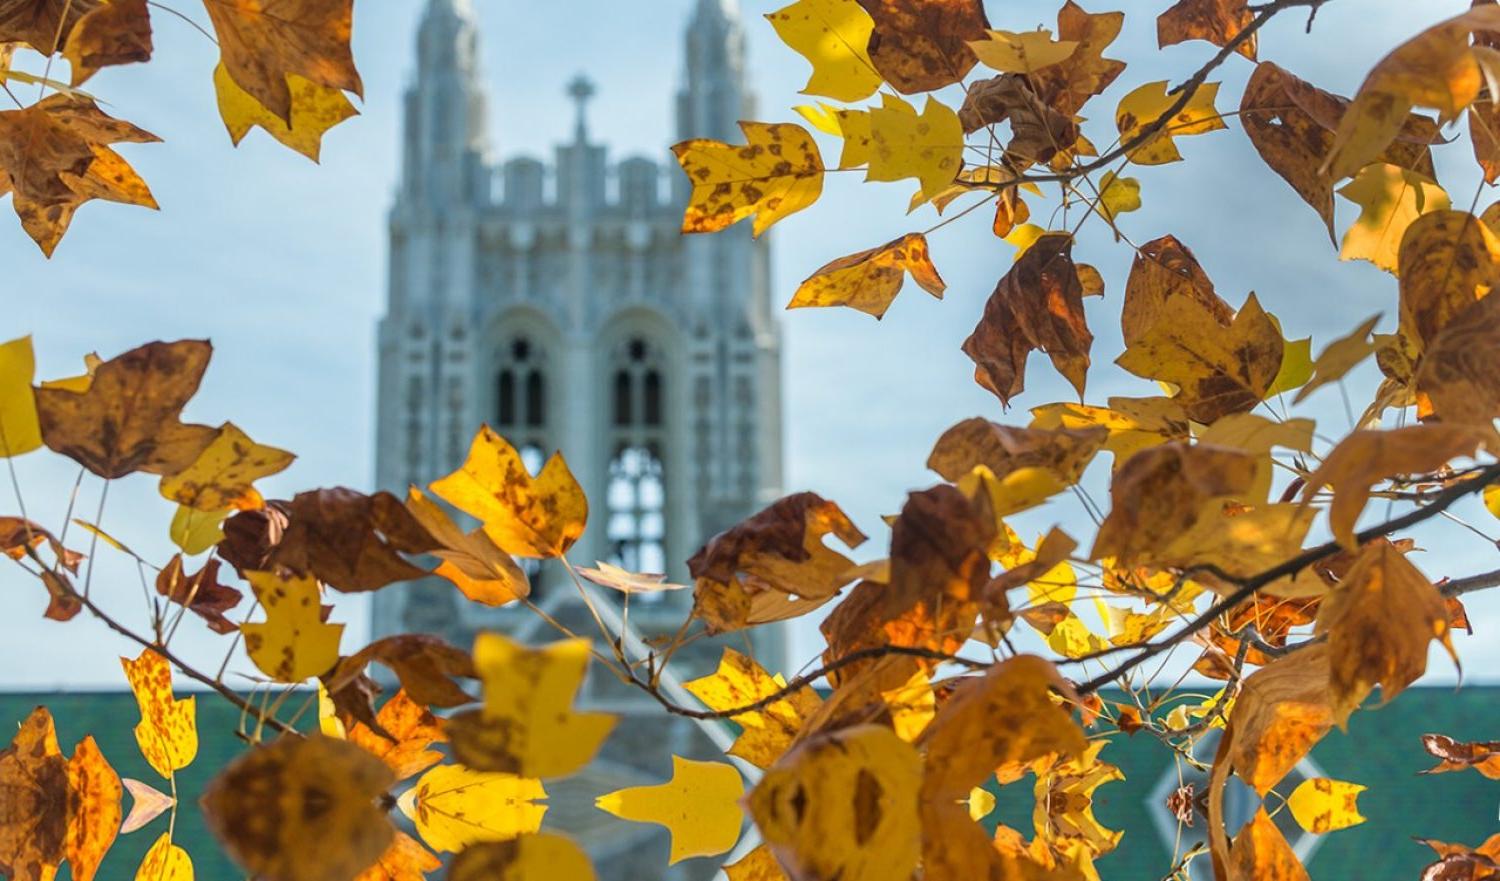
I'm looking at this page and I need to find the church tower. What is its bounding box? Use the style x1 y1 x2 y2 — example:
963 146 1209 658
373 2 784 875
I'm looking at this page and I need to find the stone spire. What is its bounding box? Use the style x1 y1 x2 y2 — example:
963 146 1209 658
402 0 489 207
676 0 752 144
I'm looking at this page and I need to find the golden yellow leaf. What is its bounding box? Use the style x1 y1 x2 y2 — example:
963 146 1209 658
683 647 821 768
134 832 192 881
1046 615 1109 659
1227 809 1310 881
673 121 825 237
766 0 881 102
449 833 595 881
1096 170 1140 223
214 64 358 161
1266 335 1313 398
1003 222 1047 258
0 335 41 457
749 725 922 881
1316 540 1455 722
446 634 614 779
200 0 362 125
430 426 587 559
795 100 872 168
867 95 964 202
1224 644 1336 794
168 505 226 557
405 486 529 606
1030 396 1189 469
1198 412 1315 503
1287 778 1367 833
596 756 745 864
159 422 293 512
967 787 996 821
1115 80 1226 165
1336 163 1450 273
240 569 343 683
969 29 1077 73
1294 315 1380 404
397 764 546 854
121 648 197 779
1032 741 1124 876
1300 423 1491 548
881 668 936 741
788 232 945 318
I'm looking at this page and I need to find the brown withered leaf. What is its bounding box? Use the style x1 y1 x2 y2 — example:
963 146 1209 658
957 74 1079 167
326 634 477 710
355 830 440 881
201 734 395 881
1316 541 1454 722
1226 809 1310 881
1158 0 1256 60
788 232 945 319
271 487 440 592
0 515 82 572
689 492 866 633
1398 211 1500 352
1241 61 1438 241
34 339 213 479
201 0 363 125
155 554 242 635
928 417 1106 487
405 486 529 607
1420 733 1500 779
961 232 1093 408
1474 3 1500 184
1224 644 1336 794
856 0 989 93
1418 836 1500 881
216 500 289 574
1415 289 1500 426
1090 441 1259 566
1121 234 1232 348
62 0 151 85
1029 1 1127 118
1300 424 1492 548
0 0 99 52
0 94 159 256
1030 395 1191 469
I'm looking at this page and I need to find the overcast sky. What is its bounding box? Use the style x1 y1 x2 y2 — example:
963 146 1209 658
3 0 1495 689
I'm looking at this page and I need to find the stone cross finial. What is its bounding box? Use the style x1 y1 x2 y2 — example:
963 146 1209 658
567 74 595 142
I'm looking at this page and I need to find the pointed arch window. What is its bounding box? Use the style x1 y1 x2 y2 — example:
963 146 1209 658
607 337 668 585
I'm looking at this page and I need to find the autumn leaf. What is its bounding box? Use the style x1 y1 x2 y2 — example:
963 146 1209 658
1336 163 1450 273
855 0 989 93
968 29 1077 74
1300 423 1491 548
866 94 963 202
121 648 198 779
0 0 100 52
448 833 596 881
200 0 362 126
1222 644 1336 794
214 64 358 162
962 232 1093 407
723 845 787 881
1294 314 1380 403
1316 540 1455 722
201 734 394 881
134 832 192 881
159 421 294 512
1095 170 1140 222
1157 0 1256 60
1420 733 1500 779
1415 288 1500 426
241 569 343 683
1286 778 1367 833
0 335 42 457
574 560 686 594
326 634 476 711
1115 80 1226 166
397 764 545 853
766 0 882 102
446 633 615 779
155 555 241 635
1397 210 1500 353
168 505 226 557
795 100 872 168
34 339 214 479
120 778 173 835
1030 396 1190 469
596 756 745 864
1226 809 1310 881
354 831 439 881
1091 441 1258 565
430 425 587 559
272 487 439 592
683 647 822 768
672 121 824 237
345 690 446 782
956 75 1079 168
1029 1 1126 118
405 486 529 606
928 417 1105 516
63 0 151 86
787 232 944 318
749 724 922 881
0 93 159 255
1031 742 1125 877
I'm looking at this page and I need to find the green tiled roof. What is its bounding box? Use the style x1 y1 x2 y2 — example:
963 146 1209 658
3 686 1496 880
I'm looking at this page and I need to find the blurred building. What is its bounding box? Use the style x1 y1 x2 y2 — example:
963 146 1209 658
370 1 784 877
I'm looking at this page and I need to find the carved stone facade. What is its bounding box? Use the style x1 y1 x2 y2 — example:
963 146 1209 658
372 2 785 877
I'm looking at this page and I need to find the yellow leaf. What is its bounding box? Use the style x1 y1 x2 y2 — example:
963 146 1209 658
214 64 358 162
795 100 872 168
159 422 294 512
1287 778 1367 833
1198 412 1315 502
121 648 198 779
724 845 786 881
168 505 226 557
430 426 587 559
1266 335 1312 398
967 787 997 821
879 668 936 741
766 0 881 102
673 121 825 237
446 633 615 779
1046 614 1109 658
406 486 529 606
449 833 595 881
397 764 546 854
969 29 1078 74
596 756 745 864
1294 315 1380 404
1115 80 1226 165
0 335 41 457
788 232 945 319
1030 396 1189 470
1337 163 1450 273
39 352 101 393
1096 171 1140 223
240 569 343 683
1003 222 1047 259
1487 483 1500 520
867 95 964 202
135 832 192 881
684 647 821 768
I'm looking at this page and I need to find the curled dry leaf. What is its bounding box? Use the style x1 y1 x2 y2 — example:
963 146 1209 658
575 560 686 594
855 0 989 93
689 491 866 633
957 75 1079 167
787 232 945 319
200 734 395 881
962 232 1093 408
765 0 882 103
272 487 439 593
1398 211 1500 352
34 339 213 479
596 756 746 864
672 122 824 237
928 417 1106 516
1420 732 1500 779
406 486 529 606
1029 1 1126 118
154 555 242 635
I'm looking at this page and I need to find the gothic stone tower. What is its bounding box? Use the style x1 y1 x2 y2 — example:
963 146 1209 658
372 2 785 876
